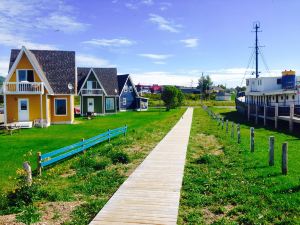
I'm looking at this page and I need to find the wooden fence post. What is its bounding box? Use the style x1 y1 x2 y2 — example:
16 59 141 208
37 152 42 176
247 103 250 121
108 129 111 142
231 122 234 138
81 138 85 153
23 161 32 186
250 127 254 152
237 124 241 143
124 125 127 137
255 105 258 125
282 142 288 175
226 120 229 133
269 136 274 166
221 118 224 129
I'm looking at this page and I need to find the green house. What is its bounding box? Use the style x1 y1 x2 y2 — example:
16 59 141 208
77 68 119 115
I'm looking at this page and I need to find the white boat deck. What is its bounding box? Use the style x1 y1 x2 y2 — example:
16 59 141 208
89 107 194 225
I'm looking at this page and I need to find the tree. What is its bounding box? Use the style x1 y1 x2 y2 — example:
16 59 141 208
161 86 184 111
197 74 213 100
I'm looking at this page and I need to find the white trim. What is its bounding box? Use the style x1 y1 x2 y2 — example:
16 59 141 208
54 98 68 116
70 95 74 123
40 94 43 128
4 94 7 124
18 98 29 121
78 68 107 96
5 46 53 94
46 94 49 125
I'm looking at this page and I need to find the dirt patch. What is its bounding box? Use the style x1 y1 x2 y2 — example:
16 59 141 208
60 169 76 178
0 201 82 225
193 133 224 156
202 204 236 224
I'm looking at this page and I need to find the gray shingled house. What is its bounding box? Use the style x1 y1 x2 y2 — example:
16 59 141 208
77 67 119 115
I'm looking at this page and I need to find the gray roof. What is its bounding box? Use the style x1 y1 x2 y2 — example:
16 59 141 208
9 49 76 94
117 74 129 94
77 67 119 96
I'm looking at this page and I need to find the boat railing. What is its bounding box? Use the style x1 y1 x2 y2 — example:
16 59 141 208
278 106 290 116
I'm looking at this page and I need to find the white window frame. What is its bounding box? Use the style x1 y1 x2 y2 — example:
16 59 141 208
124 85 128 92
54 98 68 116
105 97 115 110
17 69 34 82
123 98 126 105
129 86 133 92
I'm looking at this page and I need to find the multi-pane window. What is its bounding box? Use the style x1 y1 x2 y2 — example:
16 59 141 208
106 98 115 110
18 70 34 82
55 99 67 115
123 98 126 105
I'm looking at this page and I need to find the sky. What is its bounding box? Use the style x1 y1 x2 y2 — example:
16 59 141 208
0 0 300 87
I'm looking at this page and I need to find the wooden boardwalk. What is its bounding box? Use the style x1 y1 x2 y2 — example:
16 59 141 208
90 107 193 225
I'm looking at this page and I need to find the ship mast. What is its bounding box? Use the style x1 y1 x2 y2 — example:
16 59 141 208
254 22 261 78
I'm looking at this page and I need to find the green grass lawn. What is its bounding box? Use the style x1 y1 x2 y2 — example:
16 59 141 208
0 107 185 224
0 108 183 192
178 107 300 224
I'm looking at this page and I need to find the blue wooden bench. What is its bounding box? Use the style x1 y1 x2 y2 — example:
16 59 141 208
37 126 127 174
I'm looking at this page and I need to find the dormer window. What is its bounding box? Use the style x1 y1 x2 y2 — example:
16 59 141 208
18 70 34 82
129 86 133 92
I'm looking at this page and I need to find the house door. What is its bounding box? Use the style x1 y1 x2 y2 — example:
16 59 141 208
87 98 94 113
18 99 29 121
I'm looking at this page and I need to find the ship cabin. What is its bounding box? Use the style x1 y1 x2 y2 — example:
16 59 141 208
245 70 299 107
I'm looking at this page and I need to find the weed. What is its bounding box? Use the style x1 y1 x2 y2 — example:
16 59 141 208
110 150 130 164
15 205 41 225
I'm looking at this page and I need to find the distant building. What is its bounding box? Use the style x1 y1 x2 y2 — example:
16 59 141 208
136 84 163 94
151 84 162 94
208 86 224 94
176 86 201 94
215 92 231 101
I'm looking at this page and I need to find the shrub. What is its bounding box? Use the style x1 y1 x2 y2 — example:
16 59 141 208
110 150 130 164
161 86 184 111
6 184 38 208
15 205 41 225
196 154 219 165
92 157 111 170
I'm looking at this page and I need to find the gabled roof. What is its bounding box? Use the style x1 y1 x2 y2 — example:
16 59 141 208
8 48 76 94
117 74 129 94
117 74 139 96
77 67 119 96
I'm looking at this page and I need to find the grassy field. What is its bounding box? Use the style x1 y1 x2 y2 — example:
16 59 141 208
178 107 300 224
0 108 183 191
0 107 185 224
149 99 235 107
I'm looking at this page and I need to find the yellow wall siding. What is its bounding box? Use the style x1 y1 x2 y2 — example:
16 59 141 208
50 95 74 123
9 53 41 83
6 95 46 122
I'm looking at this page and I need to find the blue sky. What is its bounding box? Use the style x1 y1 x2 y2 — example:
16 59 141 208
0 0 300 87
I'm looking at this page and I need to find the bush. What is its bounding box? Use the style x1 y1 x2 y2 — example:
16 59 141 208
92 157 111 170
110 151 130 164
161 86 184 111
16 205 41 225
6 184 38 208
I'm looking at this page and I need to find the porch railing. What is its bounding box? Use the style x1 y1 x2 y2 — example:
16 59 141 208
81 89 104 95
3 82 44 94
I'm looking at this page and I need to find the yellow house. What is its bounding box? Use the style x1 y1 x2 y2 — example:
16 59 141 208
2 46 76 127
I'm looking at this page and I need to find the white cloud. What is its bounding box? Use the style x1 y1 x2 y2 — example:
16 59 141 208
141 0 154 5
125 3 138 10
149 14 181 33
159 2 172 11
36 13 88 33
76 54 115 67
138 53 173 60
0 32 57 50
180 38 199 48
153 61 166 65
0 58 9 76
83 38 135 47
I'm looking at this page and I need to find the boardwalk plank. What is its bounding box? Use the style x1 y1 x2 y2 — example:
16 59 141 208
89 108 193 225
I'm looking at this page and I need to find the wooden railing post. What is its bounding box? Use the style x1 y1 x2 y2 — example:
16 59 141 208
231 122 234 138
289 104 294 132
264 104 267 126
275 103 278 129
255 105 258 125
226 120 229 133
237 124 241 144
250 127 254 152
37 152 42 176
269 136 274 166
282 142 288 175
